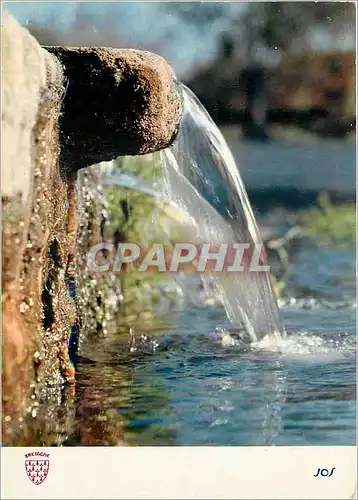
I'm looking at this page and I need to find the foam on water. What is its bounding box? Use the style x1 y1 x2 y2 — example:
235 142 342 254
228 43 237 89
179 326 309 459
252 331 355 360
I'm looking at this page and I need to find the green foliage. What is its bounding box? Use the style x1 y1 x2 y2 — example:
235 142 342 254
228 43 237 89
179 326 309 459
297 194 356 248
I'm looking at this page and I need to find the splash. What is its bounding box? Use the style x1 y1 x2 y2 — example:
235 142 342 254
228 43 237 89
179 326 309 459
252 330 355 361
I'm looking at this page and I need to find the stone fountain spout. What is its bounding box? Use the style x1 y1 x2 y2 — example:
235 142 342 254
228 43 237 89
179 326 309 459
46 46 182 171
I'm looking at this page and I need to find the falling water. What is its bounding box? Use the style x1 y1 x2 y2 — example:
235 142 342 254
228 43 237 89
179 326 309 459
159 84 284 341
55 83 355 448
102 84 284 342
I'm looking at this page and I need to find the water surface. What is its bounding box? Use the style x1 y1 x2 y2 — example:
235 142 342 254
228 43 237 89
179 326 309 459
71 209 355 446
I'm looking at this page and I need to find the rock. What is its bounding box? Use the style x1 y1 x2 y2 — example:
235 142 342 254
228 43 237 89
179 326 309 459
2 12 183 446
46 47 182 171
1 13 62 203
2 11 75 445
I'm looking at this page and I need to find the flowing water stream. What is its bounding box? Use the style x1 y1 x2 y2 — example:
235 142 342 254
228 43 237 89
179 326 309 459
60 84 355 446
160 84 283 340
103 84 283 342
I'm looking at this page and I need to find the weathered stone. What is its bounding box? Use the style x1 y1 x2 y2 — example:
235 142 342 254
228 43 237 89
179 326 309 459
2 12 184 446
2 12 74 445
46 47 182 171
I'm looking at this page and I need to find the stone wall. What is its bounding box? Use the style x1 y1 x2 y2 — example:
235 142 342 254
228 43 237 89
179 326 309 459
2 11 72 445
1 12 182 445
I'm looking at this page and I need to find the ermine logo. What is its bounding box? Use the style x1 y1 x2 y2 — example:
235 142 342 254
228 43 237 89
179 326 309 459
25 452 50 485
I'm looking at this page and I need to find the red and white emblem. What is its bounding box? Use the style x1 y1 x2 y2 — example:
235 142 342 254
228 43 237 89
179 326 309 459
25 453 50 485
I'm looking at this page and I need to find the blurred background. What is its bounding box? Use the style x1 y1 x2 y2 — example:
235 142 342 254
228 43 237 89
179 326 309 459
7 2 356 133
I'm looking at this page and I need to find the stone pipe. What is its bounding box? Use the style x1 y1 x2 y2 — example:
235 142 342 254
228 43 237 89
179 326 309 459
46 46 183 171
